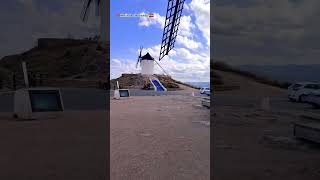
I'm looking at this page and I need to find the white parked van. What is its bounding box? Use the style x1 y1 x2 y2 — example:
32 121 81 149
288 82 320 102
200 87 210 94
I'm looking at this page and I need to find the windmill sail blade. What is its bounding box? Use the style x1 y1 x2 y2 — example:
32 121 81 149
140 46 143 57
136 58 140 68
81 0 93 22
159 0 185 61
136 46 143 68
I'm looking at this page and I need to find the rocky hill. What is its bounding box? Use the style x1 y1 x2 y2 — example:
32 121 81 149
0 38 108 89
110 74 198 91
211 61 291 91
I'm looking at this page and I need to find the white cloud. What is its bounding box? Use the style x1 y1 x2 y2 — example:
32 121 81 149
176 35 202 49
111 44 210 82
173 47 207 62
138 14 196 38
112 1 210 82
110 58 140 79
190 0 210 46
0 0 99 58
0 0 100 59
184 3 190 11
111 55 209 82
213 0 320 65
138 13 165 27
156 55 210 82
178 15 195 37
174 15 203 49
138 44 162 60
138 13 202 50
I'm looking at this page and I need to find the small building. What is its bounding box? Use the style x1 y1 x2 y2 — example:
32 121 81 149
140 53 155 75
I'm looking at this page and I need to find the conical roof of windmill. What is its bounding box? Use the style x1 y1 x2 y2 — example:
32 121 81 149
141 53 154 61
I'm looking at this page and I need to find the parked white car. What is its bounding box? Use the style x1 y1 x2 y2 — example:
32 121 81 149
205 89 211 96
200 87 210 94
305 93 320 108
288 82 320 102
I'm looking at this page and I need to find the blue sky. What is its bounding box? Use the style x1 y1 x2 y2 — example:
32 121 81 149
110 0 210 82
110 0 167 55
0 0 100 59
2 0 320 75
214 0 320 66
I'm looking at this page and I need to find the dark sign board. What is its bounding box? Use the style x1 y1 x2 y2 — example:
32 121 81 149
29 90 63 112
119 89 130 97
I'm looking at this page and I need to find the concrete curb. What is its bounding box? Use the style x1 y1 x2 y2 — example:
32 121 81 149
299 113 320 121
202 99 210 108
0 91 15 95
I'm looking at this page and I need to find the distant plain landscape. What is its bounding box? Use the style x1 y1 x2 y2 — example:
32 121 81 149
185 82 210 88
238 64 320 83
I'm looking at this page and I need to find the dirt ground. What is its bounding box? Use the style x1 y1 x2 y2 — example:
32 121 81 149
110 95 210 180
0 111 108 180
213 71 320 180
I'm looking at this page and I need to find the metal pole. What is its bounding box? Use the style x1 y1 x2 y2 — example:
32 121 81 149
154 60 168 75
116 81 119 89
22 61 29 88
13 73 16 90
39 74 43 86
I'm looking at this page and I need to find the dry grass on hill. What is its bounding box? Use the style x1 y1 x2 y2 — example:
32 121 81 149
211 60 291 89
110 74 199 90
0 38 108 81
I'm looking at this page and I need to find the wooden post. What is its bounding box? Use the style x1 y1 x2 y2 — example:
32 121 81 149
39 74 43 86
22 62 29 88
13 73 16 90
33 73 36 87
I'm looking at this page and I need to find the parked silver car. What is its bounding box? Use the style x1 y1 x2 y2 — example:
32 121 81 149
200 87 210 94
304 93 320 108
287 82 320 102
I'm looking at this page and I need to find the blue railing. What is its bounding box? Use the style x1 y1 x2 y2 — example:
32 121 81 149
152 80 165 91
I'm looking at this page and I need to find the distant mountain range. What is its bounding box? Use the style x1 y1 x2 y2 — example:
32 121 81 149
185 82 210 88
238 64 320 83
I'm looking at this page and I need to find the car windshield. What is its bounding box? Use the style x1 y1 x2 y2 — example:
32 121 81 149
305 84 320 89
292 84 302 90
314 84 320 89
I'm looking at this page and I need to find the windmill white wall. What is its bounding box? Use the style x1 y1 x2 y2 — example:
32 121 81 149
100 0 109 43
140 60 154 75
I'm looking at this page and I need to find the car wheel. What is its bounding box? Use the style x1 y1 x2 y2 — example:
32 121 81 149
299 94 307 103
311 103 320 109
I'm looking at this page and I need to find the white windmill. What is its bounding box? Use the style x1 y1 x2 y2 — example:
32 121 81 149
136 46 168 75
134 0 186 75
81 0 108 43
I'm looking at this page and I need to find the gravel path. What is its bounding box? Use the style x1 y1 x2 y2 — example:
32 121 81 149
0 111 108 180
111 95 210 180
